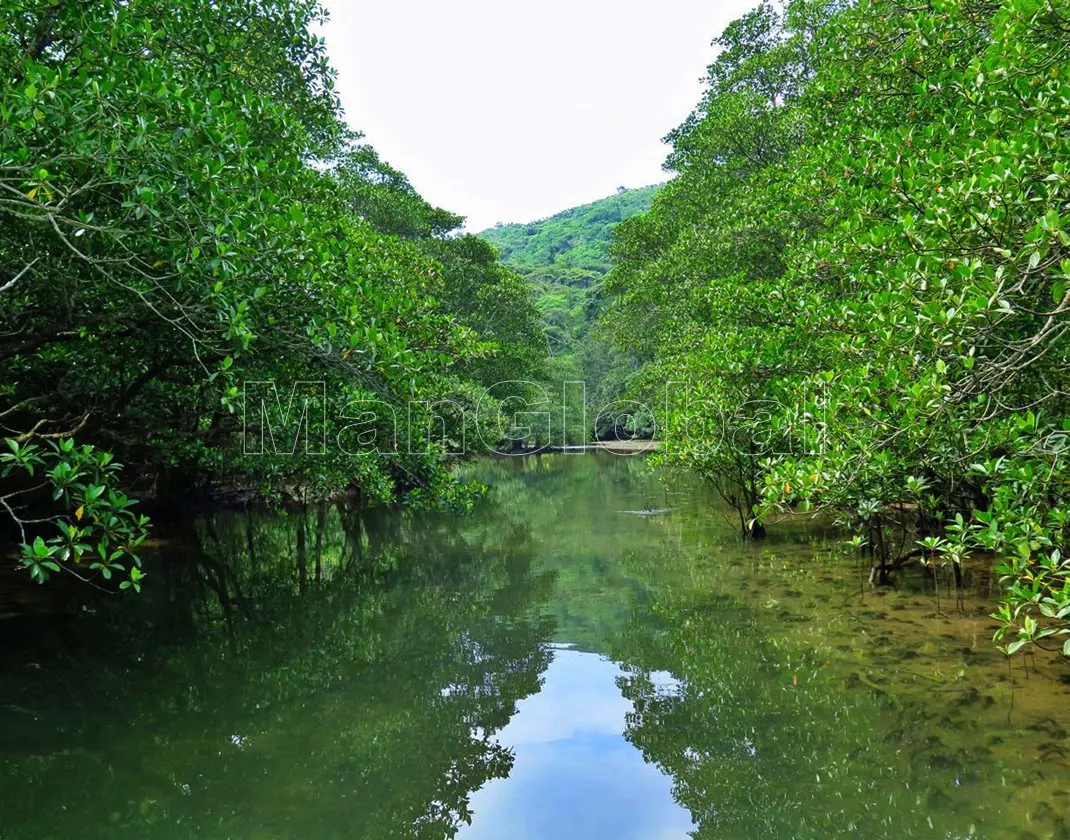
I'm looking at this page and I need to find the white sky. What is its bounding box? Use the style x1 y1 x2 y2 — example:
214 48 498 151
320 0 754 232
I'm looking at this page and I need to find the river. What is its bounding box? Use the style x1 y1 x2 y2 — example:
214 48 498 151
1 453 1068 838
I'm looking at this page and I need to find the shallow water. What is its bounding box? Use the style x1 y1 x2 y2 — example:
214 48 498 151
1 453 1068 839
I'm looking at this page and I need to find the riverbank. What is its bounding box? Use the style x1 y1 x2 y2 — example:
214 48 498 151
502 439 660 455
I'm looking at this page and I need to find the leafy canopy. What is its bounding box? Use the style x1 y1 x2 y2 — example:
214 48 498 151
0 0 544 587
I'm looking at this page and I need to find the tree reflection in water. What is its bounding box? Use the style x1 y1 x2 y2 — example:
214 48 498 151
0 501 556 840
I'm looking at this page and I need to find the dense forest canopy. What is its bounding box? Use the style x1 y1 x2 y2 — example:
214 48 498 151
604 0 1070 655
0 0 544 589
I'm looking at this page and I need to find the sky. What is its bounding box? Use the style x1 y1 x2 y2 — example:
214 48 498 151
319 0 755 233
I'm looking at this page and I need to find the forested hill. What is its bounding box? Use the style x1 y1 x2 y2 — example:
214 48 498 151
478 186 658 286
476 187 660 444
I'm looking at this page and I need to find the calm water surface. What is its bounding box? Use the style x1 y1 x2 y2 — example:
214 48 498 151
1 453 1069 839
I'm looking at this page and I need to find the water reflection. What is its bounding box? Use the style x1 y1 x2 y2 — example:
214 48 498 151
0 503 556 839
606 541 1070 839
2 454 1069 840
460 646 693 840
613 590 930 839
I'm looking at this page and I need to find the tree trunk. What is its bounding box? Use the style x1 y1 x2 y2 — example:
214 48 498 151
296 507 308 595
313 505 326 583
